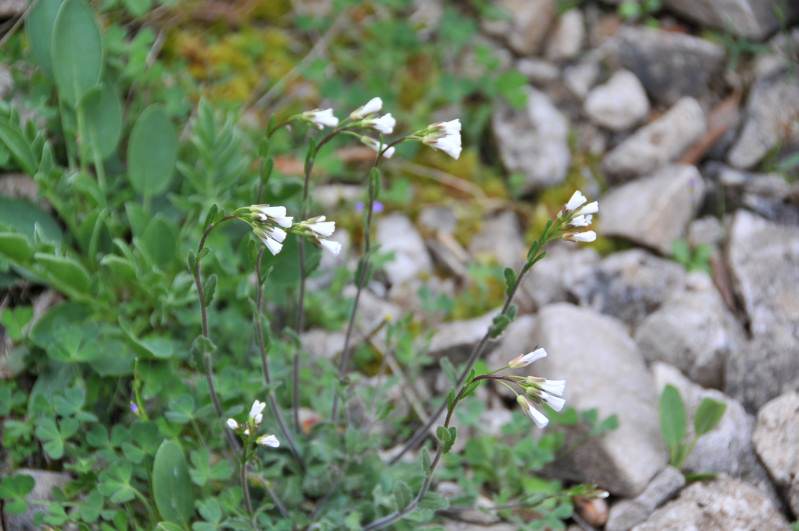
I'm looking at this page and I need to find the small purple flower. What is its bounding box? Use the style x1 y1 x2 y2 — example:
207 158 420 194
355 201 384 213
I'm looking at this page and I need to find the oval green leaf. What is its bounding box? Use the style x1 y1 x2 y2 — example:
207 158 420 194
25 0 63 78
659 384 687 454
141 215 177 268
33 253 91 297
152 440 194 525
51 0 104 108
82 84 123 159
127 106 178 197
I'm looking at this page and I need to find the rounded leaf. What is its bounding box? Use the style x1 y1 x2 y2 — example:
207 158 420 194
51 0 104 107
127 106 178 197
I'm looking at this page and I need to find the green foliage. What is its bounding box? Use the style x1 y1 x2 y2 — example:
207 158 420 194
659 385 727 470
152 440 195 525
672 239 713 275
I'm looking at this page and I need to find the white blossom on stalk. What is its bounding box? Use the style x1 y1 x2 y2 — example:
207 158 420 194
362 113 396 134
540 392 566 412
564 230 597 243
226 418 239 430
517 395 549 429
304 216 336 238
361 136 395 158
254 227 283 256
537 379 566 397
422 119 462 160
319 238 342 256
350 97 383 120
568 214 593 228
564 190 587 213
575 201 599 216
267 226 287 243
507 348 548 369
249 400 266 424
303 108 339 129
250 204 294 229
257 434 280 448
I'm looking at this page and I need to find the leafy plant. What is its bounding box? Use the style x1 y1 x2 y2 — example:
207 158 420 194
659 384 727 471
672 239 713 275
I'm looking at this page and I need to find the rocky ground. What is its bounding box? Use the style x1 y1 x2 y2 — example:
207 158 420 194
306 0 799 529
3 0 799 529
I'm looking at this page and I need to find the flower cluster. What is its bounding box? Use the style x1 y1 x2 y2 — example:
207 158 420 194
296 215 342 256
225 400 280 448
559 190 598 243
249 205 293 256
501 348 566 429
419 119 462 160
302 108 339 129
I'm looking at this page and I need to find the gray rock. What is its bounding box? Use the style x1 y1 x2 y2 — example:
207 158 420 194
661 0 799 40
606 466 686 531
545 9 585 61
610 26 726 105
602 98 706 180
632 475 791 531
0 0 24 17
517 244 600 312
584 69 650 131
300 328 346 361
418 205 457 235
375 213 433 288
753 391 799 516
492 87 571 193
636 272 744 389
467 211 527 269
571 249 687 329
652 363 779 504
688 215 725 247
428 309 497 365
710 164 798 225
516 58 560 86
727 67 799 170
0 64 13 100
481 0 557 55
599 164 705 255
2 469 72 531
564 61 601 100
724 210 799 411
534 304 668 496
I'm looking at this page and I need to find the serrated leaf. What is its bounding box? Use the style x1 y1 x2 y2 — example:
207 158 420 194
694 398 727 437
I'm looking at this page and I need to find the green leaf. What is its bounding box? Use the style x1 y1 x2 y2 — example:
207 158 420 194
202 204 219 232
127 106 178 197
164 394 195 424
81 84 123 159
51 0 104 107
660 384 687 460
0 232 34 263
0 306 33 341
694 398 727 437
503 267 516 297
98 461 135 503
393 480 412 510
152 440 194 525
419 491 449 511
440 357 458 385
119 318 174 359
0 118 37 175
26 0 63 78
420 448 431 476
33 253 91 296
0 474 35 499
29 302 92 347
155 522 183 531
35 418 64 459
0 197 62 244
141 216 177 268
53 387 85 416
203 274 217 307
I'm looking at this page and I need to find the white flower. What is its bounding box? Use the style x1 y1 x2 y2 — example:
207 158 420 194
226 418 239 430
249 400 266 422
508 348 547 369
319 239 342 256
303 108 339 129
564 190 587 212
350 97 383 120
257 434 280 448
541 393 566 412
361 136 395 158
539 379 566 397
306 217 336 238
255 228 283 255
268 227 287 243
568 214 593 228
564 231 597 243
575 201 598 216
251 204 294 228
517 395 549 429
422 119 462 160
363 113 396 134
